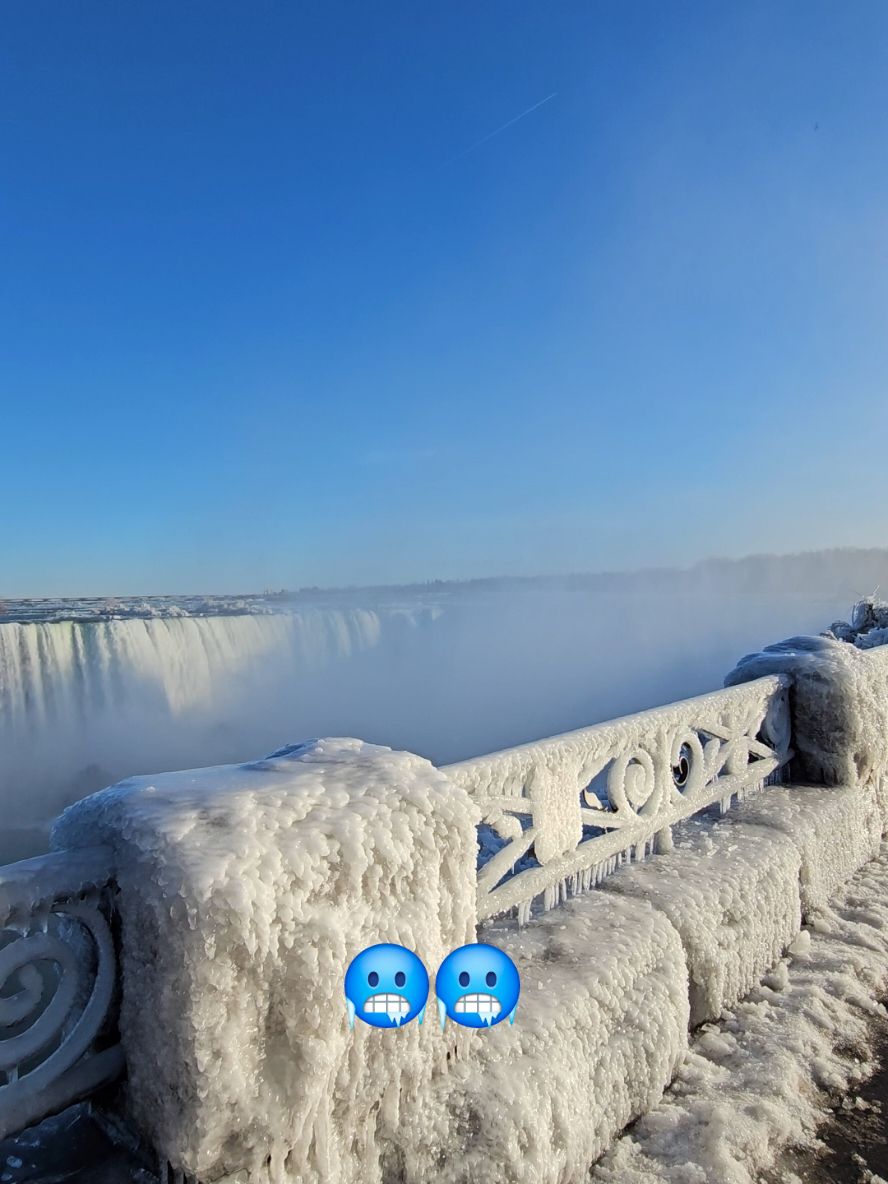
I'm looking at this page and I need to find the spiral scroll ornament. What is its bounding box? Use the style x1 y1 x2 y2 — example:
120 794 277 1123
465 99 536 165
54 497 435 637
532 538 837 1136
0 893 121 1138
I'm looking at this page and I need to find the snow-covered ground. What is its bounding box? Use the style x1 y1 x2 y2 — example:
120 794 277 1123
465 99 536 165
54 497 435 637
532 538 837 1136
594 845 888 1184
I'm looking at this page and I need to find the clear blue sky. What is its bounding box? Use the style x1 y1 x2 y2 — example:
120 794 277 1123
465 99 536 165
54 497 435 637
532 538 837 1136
2 2 887 595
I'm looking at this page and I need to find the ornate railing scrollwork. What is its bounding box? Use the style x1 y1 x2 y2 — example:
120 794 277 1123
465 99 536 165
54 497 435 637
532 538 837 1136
0 846 124 1139
446 675 792 922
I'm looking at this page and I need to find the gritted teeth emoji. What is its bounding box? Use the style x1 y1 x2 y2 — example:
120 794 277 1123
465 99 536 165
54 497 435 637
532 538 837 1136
435 943 520 1029
344 943 429 1029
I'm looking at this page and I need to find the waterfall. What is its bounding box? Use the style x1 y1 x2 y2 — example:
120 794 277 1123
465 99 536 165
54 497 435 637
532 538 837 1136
0 610 384 726
0 608 410 859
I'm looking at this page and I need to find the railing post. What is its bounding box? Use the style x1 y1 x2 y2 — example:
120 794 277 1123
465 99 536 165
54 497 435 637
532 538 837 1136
50 738 479 1184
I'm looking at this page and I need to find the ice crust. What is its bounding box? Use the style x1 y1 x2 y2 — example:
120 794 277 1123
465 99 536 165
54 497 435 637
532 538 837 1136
726 634 888 797
52 739 479 1184
410 893 690 1184
415 784 885 1182
600 817 802 1025
727 781 883 913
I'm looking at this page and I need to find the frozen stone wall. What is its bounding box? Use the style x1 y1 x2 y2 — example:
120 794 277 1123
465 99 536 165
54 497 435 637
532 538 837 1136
410 894 690 1184
52 739 479 1184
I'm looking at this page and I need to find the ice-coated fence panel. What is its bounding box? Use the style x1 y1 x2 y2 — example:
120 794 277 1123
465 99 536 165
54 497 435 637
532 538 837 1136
445 675 792 921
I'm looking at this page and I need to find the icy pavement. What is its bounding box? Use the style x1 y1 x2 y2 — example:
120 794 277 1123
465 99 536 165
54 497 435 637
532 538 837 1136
593 845 888 1184
771 1017 888 1184
0 1105 154 1183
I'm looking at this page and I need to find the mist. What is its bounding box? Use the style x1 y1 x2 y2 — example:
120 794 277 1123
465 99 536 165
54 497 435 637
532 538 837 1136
1 546 884 865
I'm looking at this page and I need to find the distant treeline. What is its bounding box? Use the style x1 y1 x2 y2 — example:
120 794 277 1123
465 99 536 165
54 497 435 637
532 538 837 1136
275 546 888 604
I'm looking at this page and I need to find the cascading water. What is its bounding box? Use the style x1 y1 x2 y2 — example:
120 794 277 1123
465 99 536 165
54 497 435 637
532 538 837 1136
0 582 852 866
0 607 418 861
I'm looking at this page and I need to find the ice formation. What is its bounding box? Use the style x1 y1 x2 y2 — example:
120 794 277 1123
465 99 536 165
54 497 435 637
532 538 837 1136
409 784 886 1181
727 781 883 914
601 816 803 1025
725 632 888 795
51 739 479 1184
827 596 888 647
409 893 690 1184
594 845 888 1184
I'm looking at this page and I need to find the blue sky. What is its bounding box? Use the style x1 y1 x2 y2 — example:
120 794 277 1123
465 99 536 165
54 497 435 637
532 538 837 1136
2 1 887 595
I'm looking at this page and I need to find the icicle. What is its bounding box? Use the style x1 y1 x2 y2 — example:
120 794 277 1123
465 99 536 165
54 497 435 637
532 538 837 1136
160 1163 169 1184
29 902 50 935
517 898 532 926
656 825 674 854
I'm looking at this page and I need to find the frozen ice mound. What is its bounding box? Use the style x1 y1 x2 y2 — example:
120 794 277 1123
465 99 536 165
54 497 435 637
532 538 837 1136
51 738 480 1184
410 892 689 1184
726 634 888 806
601 816 802 1025
828 596 888 646
726 782 883 914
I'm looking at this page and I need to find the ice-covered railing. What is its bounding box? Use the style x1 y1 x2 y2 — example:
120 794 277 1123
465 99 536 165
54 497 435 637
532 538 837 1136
0 846 124 1139
445 675 792 922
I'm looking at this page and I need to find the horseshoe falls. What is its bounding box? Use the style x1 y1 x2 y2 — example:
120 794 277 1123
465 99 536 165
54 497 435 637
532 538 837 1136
0 607 425 861
0 574 858 864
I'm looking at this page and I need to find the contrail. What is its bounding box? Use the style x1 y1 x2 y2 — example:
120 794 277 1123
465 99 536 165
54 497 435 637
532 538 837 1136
440 92 557 168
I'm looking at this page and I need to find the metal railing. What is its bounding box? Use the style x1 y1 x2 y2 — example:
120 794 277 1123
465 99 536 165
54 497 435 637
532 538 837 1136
445 674 792 922
0 845 123 1139
0 673 793 1145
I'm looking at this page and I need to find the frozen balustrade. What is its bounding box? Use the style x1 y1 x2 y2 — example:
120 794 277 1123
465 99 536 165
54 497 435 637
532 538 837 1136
446 673 791 922
0 620 886 1181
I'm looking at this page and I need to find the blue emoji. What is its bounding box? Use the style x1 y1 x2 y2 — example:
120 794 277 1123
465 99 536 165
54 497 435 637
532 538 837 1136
344 943 429 1029
435 943 520 1029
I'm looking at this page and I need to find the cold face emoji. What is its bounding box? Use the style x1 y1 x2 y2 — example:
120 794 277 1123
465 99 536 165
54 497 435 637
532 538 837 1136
344 943 429 1029
435 943 520 1029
